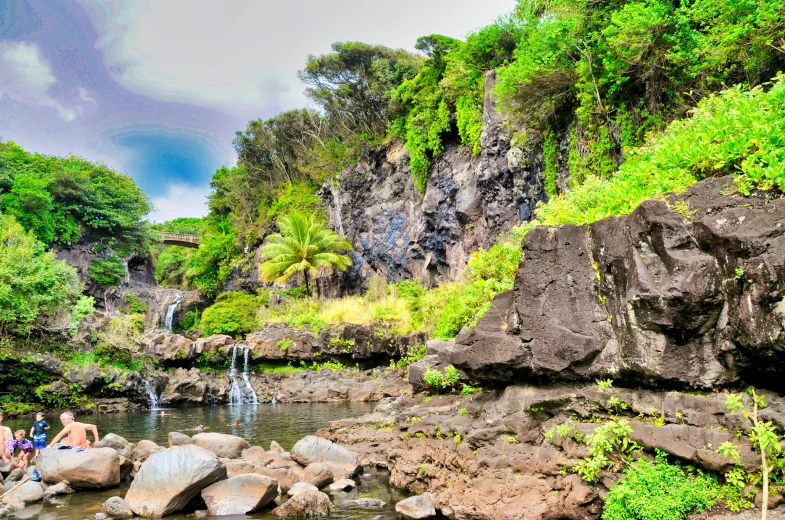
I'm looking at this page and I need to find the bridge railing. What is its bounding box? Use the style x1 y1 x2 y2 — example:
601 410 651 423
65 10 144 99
157 232 201 245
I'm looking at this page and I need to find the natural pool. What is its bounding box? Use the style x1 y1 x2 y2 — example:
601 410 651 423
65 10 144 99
3 403 409 519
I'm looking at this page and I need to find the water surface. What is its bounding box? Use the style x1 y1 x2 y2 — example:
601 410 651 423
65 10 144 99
4 403 409 520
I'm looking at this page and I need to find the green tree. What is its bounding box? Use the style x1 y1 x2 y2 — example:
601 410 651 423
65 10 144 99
0 214 83 335
87 257 127 288
260 213 352 296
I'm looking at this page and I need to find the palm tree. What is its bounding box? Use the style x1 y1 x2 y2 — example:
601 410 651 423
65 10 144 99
260 212 352 296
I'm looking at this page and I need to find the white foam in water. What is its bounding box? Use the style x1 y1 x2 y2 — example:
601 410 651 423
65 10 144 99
164 291 184 331
143 379 161 410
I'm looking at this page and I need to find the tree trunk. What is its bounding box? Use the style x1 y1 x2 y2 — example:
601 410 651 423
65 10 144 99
303 271 311 297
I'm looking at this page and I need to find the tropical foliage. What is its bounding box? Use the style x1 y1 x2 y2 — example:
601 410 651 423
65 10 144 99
260 213 352 296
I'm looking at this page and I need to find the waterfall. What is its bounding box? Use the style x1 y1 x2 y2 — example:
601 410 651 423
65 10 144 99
143 380 161 410
228 345 243 405
228 344 258 405
242 346 259 404
329 181 345 237
164 292 184 331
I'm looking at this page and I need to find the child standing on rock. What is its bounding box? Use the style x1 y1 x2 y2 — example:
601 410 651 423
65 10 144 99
11 430 33 469
29 411 49 457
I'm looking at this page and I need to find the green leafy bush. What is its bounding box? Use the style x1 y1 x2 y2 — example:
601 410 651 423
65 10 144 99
124 293 147 314
603 452 720 520
422 365 460 393
88 257 126 288
0 214 83 336
201 291 264 338
538 78 785 226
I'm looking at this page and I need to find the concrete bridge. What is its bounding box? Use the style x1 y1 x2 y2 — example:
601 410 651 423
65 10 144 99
158 232 200 248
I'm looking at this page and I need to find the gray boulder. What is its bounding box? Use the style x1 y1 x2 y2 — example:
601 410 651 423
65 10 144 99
125 445 227 517
94 433 133 459
132 440 163 463
102 496 134 519
38 447 121 489
274 490 333 517
338 498 385 508
327 479 356 492
42 481 76 499
168 432 193 447
192 432 249 459
288 482 318 496
1 481 44 505
303 463 333 488
290 436 359 480
269 441 285 453
201 474 278 515
395 494 436 519
241 446 266 464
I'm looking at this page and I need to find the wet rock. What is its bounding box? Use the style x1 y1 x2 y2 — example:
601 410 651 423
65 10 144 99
395 494 436 519
42 481 75 499
241 446 266 464
303 463 333 488
192 432 250 459
140 332 195 362
132 440 163 463
274 490 333 518
125 445 227 517
102 496 134 519
94 433 133 459
168 432 193 447
5 469 23 483
327 479 356 492
338 498 385 508
253 467 301 494
161 368 208 405
290 436 359 480
38 447 120 489
194 335 234 355
201 474 279 516
1 481 44 505
288 482 319 496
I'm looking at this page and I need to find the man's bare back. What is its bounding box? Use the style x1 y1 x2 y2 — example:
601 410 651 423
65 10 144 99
48 412 99 448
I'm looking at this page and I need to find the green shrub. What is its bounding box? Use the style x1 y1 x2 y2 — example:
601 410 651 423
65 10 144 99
422 365 460 393
88 257 126 288
201 291 264 338
124 293 147 314
68 296 95 336
538 78 785 226
603 452 720 520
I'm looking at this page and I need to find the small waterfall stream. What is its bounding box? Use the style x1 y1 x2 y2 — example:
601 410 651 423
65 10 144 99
164 292 184 331
228 344 258 405
143 380 161 410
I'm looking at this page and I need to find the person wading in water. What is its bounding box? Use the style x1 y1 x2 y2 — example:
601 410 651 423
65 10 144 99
0 412 14 464
47 411 100 448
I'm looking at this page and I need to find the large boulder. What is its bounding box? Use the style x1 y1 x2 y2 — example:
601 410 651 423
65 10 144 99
168 432 193 447
133 440 163 463
201 474 278 516
241 446 266 465
194 334 234 355
253 467 301 494
451 177 785 387
42 481 75 499
274 490 333 518
288 482 318 496
192 432 249 459
102 496 134 519
327 479 356 492
142 332 195 362
94 433 133 459
125 445 227 517
1 481 44 505
38 447 121 489
395 494 436 519
303 463 333 488
290 436 359 480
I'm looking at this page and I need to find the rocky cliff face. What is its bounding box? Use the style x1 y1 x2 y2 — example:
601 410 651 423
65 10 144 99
318 71 545 294
450 176 785 389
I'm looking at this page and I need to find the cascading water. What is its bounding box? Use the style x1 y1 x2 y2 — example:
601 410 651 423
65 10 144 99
164 292 184 331
228 344 258 405
143 379 161 410
242 346 259 404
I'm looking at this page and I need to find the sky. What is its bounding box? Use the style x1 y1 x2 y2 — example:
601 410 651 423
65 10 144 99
0 0 515 221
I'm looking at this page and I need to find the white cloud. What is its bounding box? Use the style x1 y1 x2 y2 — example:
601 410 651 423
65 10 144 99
76 0 515 115
0 41 80 121
149 183 210 223
78 87 96 103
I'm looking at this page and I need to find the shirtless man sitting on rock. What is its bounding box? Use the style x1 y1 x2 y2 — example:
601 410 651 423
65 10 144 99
47 411 100 448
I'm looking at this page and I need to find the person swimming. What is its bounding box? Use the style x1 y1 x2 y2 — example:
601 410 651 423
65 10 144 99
228 419 242 427
158 411 168 417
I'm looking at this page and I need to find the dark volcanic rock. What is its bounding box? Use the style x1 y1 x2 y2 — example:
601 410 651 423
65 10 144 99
452 177 785 388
